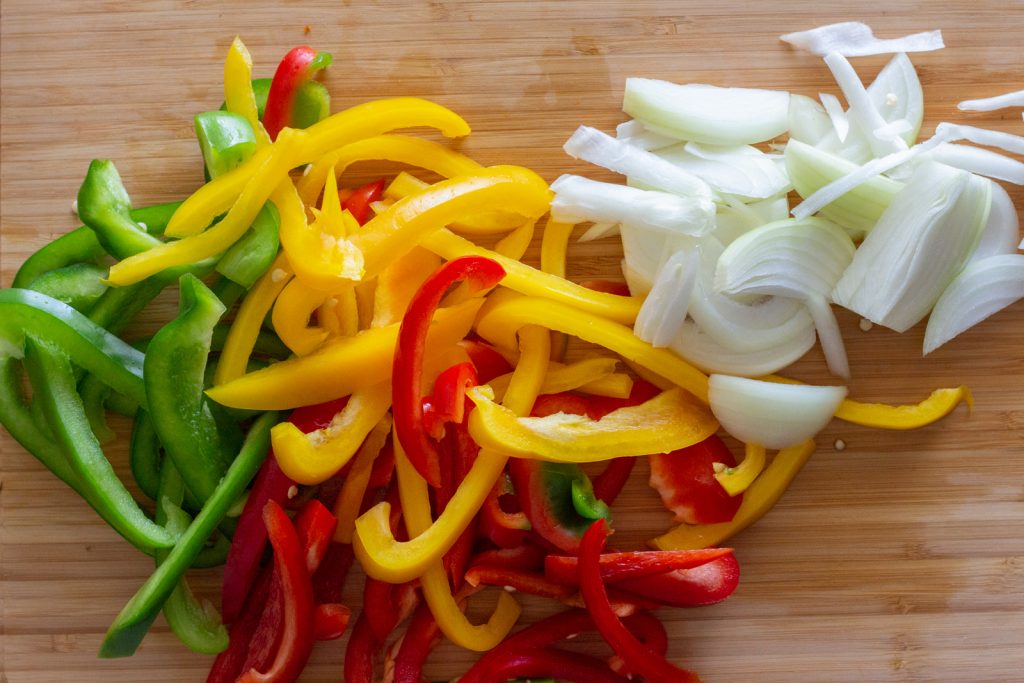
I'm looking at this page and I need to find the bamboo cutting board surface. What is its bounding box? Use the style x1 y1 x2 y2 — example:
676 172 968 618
2 1 1023 681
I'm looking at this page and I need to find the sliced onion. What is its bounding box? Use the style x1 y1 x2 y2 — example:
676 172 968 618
819 92 850 143
867 52 925 144
708 375 848 449
873 118 913 141
550 174 715 236
824 53 908 158
619 223 694 294
958 89 1024 112
781 22 944 57
634 248 701 348
788 94 834 145
615 119 679 151
930 143 1024 185
935 122 1024 155
623 78 791 146
564 125 714 202
670 319 816 377
924 254 1024 354
831 161 992 332
712 195 790 246
970 182 1020 263
655 142 791 199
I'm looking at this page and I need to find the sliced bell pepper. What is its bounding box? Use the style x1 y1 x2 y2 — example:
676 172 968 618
223 37 270 147
615 553 741 607
468 385 718 463
715 442 767 497
333 416 393 543
207 298 483 410
579 519 702 683
479 472 531 548
393 256 506 487
342 178 387 225
836 386 974 428
208 566 274 683
27 262 108 314
488 359 633 402
392 602 443 683
384 170 526 236
215 203 280 289
649 435 742 525
463 565 574 601
313 603 351 641
493 218 536 260
653 440 817 550
372 246 443 327
363 577 418 644
272 273 332 356
466 649 630 683
544 548 732 585
343 613 377 683
312 542 355 605
261 46 332 141
471 544 546 572
458 338 512 383
77 160 163 260
423 361 477 439
195 111 258 180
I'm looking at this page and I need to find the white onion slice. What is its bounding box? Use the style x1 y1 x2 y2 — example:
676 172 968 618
550 175 715 236
819 92 850 143
623 78 791 146
825 53 908 157
577 222 619 242
867 53 925 144
789 94 834 144
924 254 1024 354
930 143 1024 185
619 223 694 295
634 248 701 348
935 122 1024 155
781 22 944 57
873 118 913 141
670 319 816 377
708 375 848 449
958 89 1024 112
831 161 992 332
655 142 791 199
615 119 679 151
969 182 1019 263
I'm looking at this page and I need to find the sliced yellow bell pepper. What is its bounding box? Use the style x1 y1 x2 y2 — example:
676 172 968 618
385 171 527 236
352 326 550 584
372 246 443 327
421 228 643 325
271 381 392 485
206 298 483 410
652 440 817 550
333 415 392 543
475 293 710 402
214 251 292 386
272 277 330 356
493 219 536 261
467 385 717 463
539 217 576 362
714 442 766 497
164 98 471 239
224 37 270 147
487 357 631 400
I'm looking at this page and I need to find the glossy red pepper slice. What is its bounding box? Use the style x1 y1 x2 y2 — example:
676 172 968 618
392 256 505 487
391 602 443 683
262 46 330 140
343 613 377 683
470 543 546 572
422 361 478 440
207 567 273 683
313 603 351 641
464 564 575 601
457 337 513 383
472 649 630 683
649 434 741 524
312 541 354 605
615 552 741 608
579 519 701 683
342 178 386 225
479 471 531 548
363 577 418 644
544 547 733 585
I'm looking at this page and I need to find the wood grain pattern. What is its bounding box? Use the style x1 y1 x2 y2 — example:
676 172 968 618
1 1 1022 681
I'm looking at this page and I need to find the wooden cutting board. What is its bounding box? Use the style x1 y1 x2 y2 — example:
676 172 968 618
2 2 1022 681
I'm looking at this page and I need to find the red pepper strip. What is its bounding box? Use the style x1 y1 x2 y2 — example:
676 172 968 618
531 391 598 419
392 602 444 683
580 279 631 296
343 614 377 683
392 256 506 487
479 473 531 548
544 548 733 585
363 577 419 644
463 565 575 601
473 649 630 683
313 603 351 641
238 501 316 683
294 499 338 571
588 380 662 504
650 435 741 525
207 567 274 683
587 378 661 417
366 437 395 490
470 543 546 572
579 519 702 683
312 542 354 605
439 422 479 586
262 46 330 141
615 553 741 608
422 361 478 440
608 611 669 677
288 397 351 433
458 338 512 383
342 178 386 225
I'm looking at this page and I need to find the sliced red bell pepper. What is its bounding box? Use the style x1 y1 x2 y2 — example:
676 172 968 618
544 547 733 585
469 543 546 572
463 564 574 601
312 542 354 606
237 500 316 683
343 613 377 683
457 337 512 383
342 178 386 226
313 603 351 641
262 46 332 140
607 611 669 677
615 553 740 608
392 602 443 683
579 519 701 683
207 567 274 683
479 471 531 548
469 649 630 683
437 421 478 586
531 391 599 419
649 434 741 524
588 380 662 504
392 256 505 487
422 361 478 440
363 577 418 644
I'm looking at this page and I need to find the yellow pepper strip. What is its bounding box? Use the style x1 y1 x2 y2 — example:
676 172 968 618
354 279 377 330
353 326 550 584
714 442 767 497
652 440 817 550
272 278 330 356
622 359 676 392
164 98 471 239
333 415 393 543
475 294 710 402
422 228 643 325
372 247 443 327
386 171 527 236
468 385 717 463
394 440 521 651
493 219 536 261
224 37 270 147
349 166 551 285
272 381 392 485
487 358 628 401
295 134 485 207
108 131 305 285
206 298 483 410
540 217 576 362
764 375 973 430
335 285 360 337
214 252 293 386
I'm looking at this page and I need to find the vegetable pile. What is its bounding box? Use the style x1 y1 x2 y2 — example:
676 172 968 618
1 23 1020 682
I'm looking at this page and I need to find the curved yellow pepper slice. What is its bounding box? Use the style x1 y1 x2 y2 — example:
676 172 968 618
317 285 359 338
467 385 717 463
539 217 576 362
224 37 270 147
165 98 471 239
385 171 527 236
333 415 392 543
372 246 443 328
493 219 536 261
714 442 766 497
475 293 709 402
271 381 392 485
206 298 483 410
487 357 631 401
353 326 549 584
214 252 292 386
652 440 817 550
422 228 642 326
272 277 330 356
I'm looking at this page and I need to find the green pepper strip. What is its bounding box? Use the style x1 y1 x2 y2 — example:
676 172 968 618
23 338 175 552
99 410 277 658
77 160 164 259
156 461 230 654
80 371 118 444
129 409 164 501
215 203 280 288
145 274 239 503
27 262 109 313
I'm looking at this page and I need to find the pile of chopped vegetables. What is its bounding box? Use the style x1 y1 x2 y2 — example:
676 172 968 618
1 22 1020 682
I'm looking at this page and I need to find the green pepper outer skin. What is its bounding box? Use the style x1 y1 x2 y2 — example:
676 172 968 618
77 160 163 260
195 110 258 180
99 410 278 658
80 370 118 444
129 410 164 501
23 339 176 552
27 262 109 313
215 202 280 288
